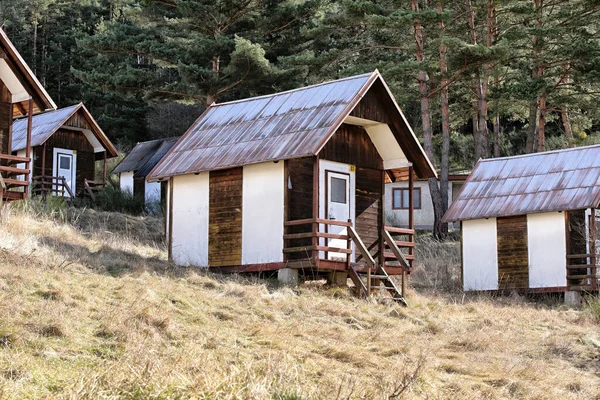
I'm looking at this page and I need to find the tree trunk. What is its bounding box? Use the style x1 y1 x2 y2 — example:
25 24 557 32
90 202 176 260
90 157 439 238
537 91 546 152
561 105 574 147
526 98 538 153
413 0 445 239
207 55 221 104
438 1 450 229
32 17 38 75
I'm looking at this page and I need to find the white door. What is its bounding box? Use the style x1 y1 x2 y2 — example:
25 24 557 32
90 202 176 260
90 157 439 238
53 148 76 197
326 171 351 261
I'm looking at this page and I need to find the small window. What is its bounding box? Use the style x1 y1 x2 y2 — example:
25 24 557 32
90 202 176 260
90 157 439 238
330 177 347 204
59 156 71 170
392 188 421 210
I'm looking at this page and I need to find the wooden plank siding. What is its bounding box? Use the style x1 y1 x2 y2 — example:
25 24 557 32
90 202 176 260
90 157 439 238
209 167 243 266
0 81 13 155
286 157 314 259
33 128 95 197
320 124 383 170
497 215 529 289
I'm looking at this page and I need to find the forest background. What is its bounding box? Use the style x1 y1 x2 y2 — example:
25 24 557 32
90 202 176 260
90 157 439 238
2 0 600 236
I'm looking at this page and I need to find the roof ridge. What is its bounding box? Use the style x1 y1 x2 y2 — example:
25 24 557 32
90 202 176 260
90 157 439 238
479 143 600 163
210 72 376 108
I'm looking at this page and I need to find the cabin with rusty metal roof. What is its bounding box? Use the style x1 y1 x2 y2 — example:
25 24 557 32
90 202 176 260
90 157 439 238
147 71 437 304
11 103 118 199
443 145 600 299
0 28 56 202
113 137 178 209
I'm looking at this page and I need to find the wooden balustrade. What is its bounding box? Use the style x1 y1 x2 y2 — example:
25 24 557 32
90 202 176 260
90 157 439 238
566 253 599 290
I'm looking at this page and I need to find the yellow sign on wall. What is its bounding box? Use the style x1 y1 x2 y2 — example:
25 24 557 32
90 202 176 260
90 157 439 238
350 165 356 172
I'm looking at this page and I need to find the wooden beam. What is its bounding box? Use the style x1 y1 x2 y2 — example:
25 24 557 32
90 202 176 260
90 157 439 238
385 170 396 183
168 177 174 262
312 155 319 267
348 226 375 268
103 151 107 183
24 99 33 198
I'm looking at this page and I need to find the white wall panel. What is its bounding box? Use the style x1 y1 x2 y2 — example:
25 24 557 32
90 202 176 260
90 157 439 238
171 173 209 267
527 212 567 288
242 162 284 264
462 218 498 291
120 171 134 194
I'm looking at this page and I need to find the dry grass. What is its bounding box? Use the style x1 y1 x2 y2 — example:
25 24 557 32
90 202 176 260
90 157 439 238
0 205 599 399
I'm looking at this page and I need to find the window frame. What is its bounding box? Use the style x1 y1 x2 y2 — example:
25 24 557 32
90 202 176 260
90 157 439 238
392 187 422 210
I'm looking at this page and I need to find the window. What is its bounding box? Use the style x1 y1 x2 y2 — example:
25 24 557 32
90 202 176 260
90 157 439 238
392 187 421 210
59 156 71 170
330 177 347 204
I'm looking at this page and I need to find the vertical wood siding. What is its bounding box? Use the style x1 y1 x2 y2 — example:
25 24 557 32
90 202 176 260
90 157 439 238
286 157 314 258
356 167 383 262
0 81 12 155
209 167 243 266
497 215 529 289
320 124 383 170
33 129 95 197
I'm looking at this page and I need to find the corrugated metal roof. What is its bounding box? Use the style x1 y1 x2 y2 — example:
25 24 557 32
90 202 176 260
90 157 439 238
148 71 436 180
113 137 178 177
443 144 600 222
12 104 79 150
11 103 118 157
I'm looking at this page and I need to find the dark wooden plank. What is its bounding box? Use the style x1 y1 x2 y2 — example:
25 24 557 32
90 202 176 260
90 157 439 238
319 123 383 170
209 167 243 267
497 215 529 289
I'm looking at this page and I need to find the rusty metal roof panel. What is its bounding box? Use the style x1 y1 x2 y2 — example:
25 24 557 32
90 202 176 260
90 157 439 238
443 144 600 222
114 137 179 175
12 104 80 151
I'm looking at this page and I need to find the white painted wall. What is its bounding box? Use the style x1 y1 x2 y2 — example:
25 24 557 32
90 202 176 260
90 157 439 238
120 171 134 194
241 162 284 264
171 173 210 267
527 212 567 288
145 180 161 204
462 218 498 291
385 181 462 230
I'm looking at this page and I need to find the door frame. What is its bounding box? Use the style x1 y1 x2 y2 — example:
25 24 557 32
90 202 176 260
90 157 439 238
318 160 356 262
52 147 77 196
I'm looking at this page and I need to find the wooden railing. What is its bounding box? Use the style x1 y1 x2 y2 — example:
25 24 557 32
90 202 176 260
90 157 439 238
566 254 599 291
0 153 31 200
283 218 353 265
33 176 75 199
84 179 106 200
383 226 415 270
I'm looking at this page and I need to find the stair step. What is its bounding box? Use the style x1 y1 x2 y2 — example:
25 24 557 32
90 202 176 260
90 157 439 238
357 274 389 280
370 285 394 290
3 179 29 187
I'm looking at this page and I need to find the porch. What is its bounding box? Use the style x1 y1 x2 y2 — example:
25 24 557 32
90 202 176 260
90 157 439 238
566 208 600 292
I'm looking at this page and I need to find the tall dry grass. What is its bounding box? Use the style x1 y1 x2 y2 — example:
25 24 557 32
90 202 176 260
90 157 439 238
0 204 598 399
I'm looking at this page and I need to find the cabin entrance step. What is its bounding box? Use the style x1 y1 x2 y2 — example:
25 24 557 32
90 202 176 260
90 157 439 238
348 264 408 307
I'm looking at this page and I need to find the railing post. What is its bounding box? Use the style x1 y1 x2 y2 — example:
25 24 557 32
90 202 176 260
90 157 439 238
591 208 597 290
103 151 107 184
312 156 319 268
408 165 415 269
346 218 352 270
24 98 33 199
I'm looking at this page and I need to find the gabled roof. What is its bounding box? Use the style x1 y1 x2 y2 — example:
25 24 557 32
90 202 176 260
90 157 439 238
443 145 600 222
113 137 179 178
0 28 56 116
147 71 436 180
11 103 118 157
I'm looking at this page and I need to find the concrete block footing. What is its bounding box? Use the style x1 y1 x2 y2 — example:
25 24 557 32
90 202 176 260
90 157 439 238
277 268 299 286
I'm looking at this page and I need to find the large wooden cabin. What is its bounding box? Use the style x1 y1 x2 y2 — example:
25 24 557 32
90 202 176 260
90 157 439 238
11 104 118 198
443 145 600 302
148 71 437 303
0 28 56 202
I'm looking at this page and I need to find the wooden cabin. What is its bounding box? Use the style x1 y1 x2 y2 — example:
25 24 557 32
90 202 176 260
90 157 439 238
11 104 118 198
0 28 56 202
147 71 437 303
385 172 468 230
113 137 177 209
443 146 600 300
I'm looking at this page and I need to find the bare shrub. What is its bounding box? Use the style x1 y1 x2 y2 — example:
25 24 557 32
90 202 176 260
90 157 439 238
412 235 461 292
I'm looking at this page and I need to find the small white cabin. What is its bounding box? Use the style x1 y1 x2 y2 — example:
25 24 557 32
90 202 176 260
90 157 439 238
113 137 177 209
147 71 437 294
443 145 600 295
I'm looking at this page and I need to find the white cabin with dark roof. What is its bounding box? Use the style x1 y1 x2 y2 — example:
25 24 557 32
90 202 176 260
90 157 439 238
148 71 437 303
444 145 600 297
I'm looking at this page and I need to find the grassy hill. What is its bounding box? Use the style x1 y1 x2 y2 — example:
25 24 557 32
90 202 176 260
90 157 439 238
0 203 599 399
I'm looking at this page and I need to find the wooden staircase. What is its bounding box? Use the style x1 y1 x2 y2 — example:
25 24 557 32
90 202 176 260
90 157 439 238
348 226 409 306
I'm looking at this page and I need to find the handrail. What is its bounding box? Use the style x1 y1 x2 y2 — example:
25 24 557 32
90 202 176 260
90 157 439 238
384 226 415 235
0 154 30 163
566 254 600 259
348 226 375 268
382 229 410 270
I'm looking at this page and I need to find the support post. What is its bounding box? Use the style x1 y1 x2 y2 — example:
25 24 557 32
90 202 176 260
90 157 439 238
41 142 47 197
25 99 33 198
591 208 597 290
405 165 415 295
103 151 107 183
312 155 319 268
168 177 174 262
379 170 386 270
